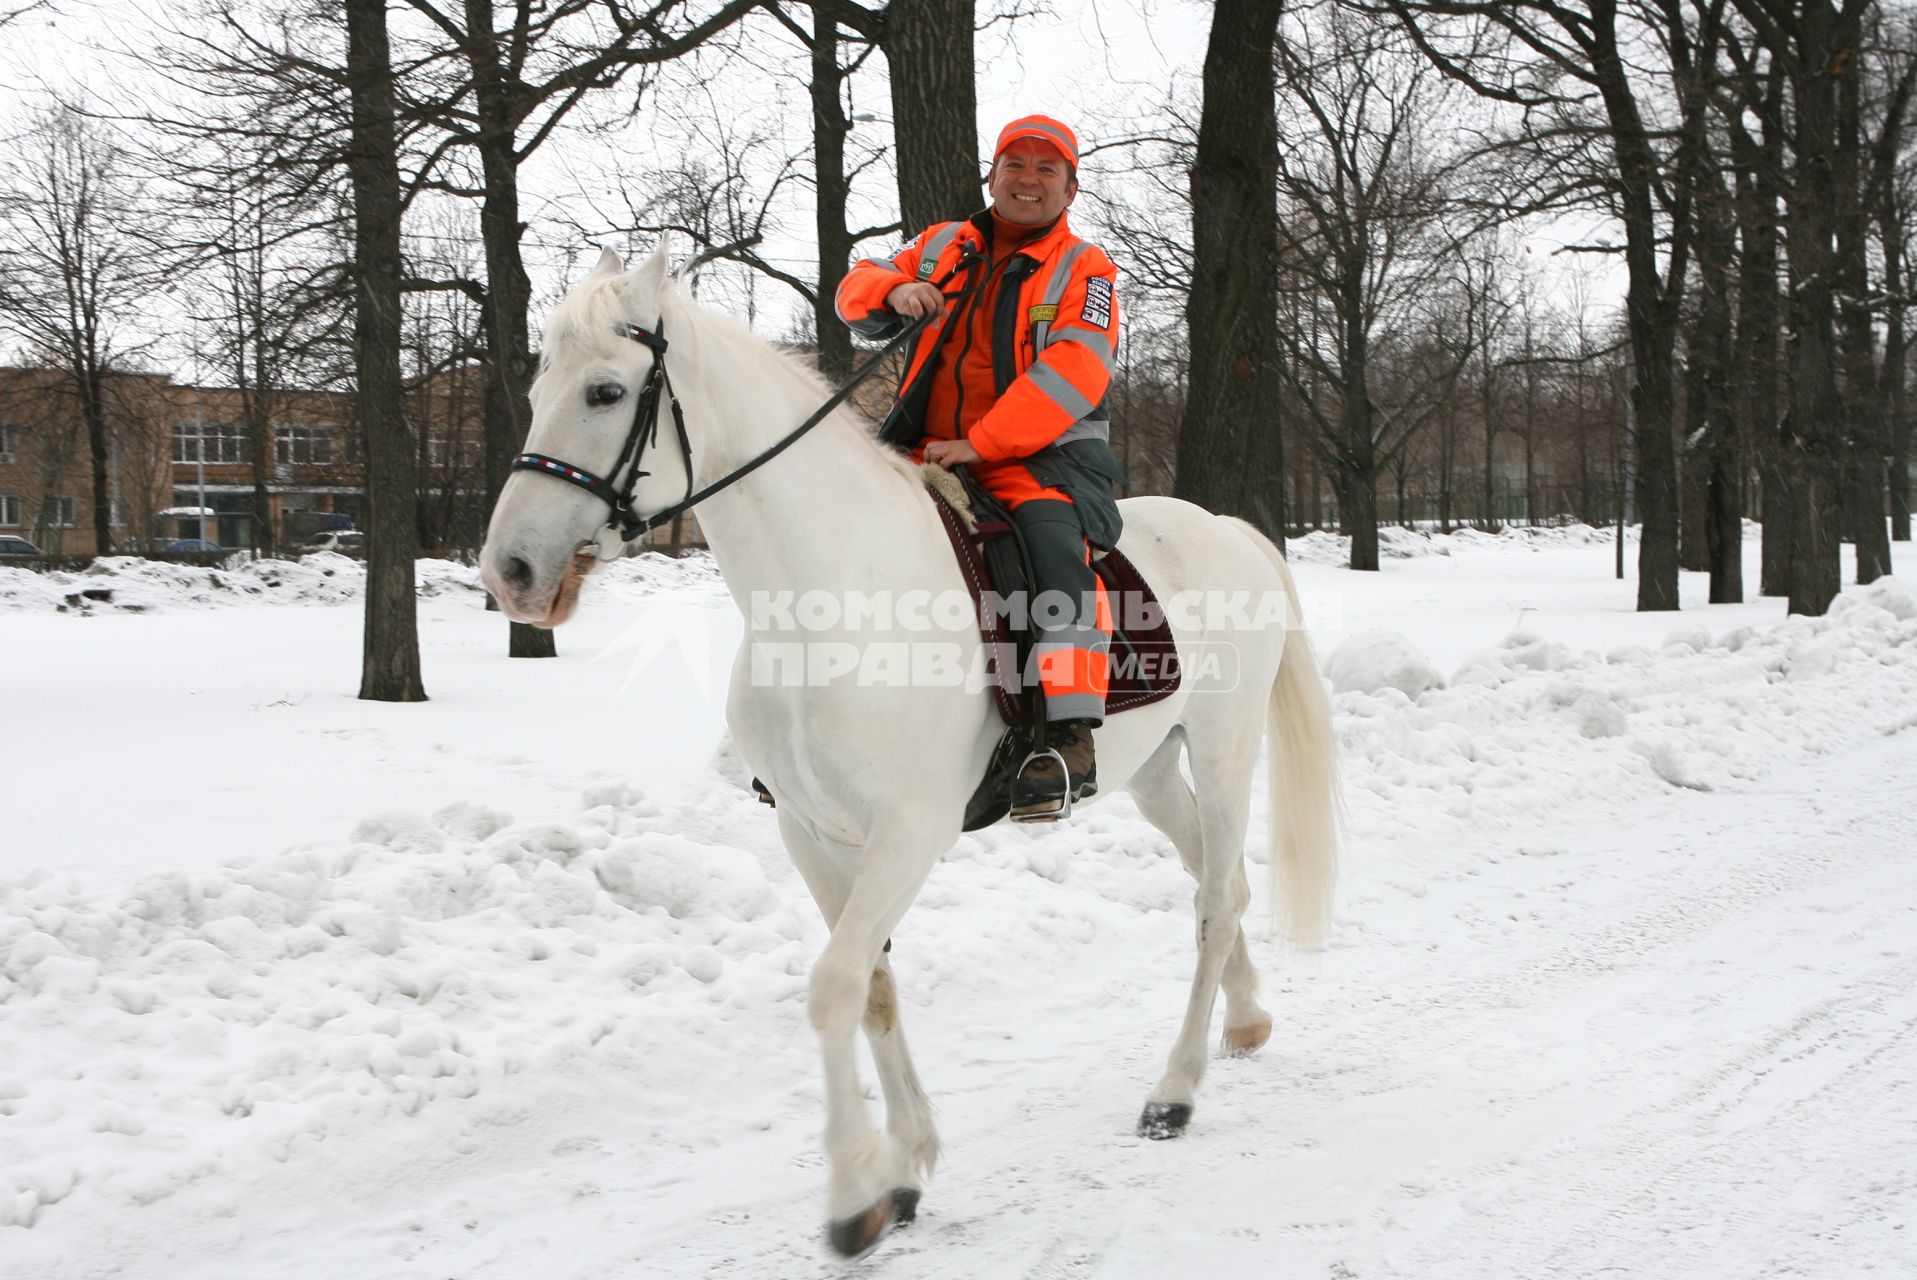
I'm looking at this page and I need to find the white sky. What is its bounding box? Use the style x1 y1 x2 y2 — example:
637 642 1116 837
2 0 1624 372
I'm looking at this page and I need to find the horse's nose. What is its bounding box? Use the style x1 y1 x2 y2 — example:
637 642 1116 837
498 554 535 594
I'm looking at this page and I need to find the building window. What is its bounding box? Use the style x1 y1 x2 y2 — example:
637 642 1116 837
0 426 19 464
44 496 76 527
428 433 480 468
174 420 246 464
276 424 335 466
0 494 19 526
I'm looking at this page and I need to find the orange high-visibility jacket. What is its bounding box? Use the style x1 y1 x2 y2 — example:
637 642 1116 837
835 211 1120 466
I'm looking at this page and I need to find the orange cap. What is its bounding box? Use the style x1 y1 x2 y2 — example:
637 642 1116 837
992 114 1079 169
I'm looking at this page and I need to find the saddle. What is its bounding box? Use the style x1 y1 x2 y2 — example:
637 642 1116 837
925 465 1180 829
749 468 1181 831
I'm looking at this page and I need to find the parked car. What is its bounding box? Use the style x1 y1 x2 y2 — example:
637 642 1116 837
167 538 227 554
0 535 43 556
300 530 367 557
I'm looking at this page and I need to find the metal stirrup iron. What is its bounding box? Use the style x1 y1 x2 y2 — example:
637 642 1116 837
1010 741 1074 824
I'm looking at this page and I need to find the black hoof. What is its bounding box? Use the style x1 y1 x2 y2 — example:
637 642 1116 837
1137 1101 1192 1140
893 1186 921 1225
827 1194 894 1258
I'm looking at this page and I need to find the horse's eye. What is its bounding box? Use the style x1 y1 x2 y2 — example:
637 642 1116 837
587 382 625 407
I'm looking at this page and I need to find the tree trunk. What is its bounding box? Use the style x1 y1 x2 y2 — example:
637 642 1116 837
1479 371 1497 529
1342 306 1377 570
1342 463 1380 570
1889 240 1911 543
1734 106 1789 596
347 0 426 702
1776 4 1852 616
465 0 555 659
1173 0 1286 545
1694 167 1741 603
1591 6 1681 610
1678 362 1709 571
1838 53 1890 585
811 9 854 382
247 392 274 554
883 0 979 229
82 363 112 555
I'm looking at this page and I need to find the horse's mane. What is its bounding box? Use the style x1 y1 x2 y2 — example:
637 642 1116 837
540 264 920 487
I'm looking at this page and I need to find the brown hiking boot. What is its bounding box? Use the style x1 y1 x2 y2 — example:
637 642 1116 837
1011 723 1098 818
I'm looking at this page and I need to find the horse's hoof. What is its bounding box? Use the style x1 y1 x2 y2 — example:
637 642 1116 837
826 1193 894 1258
1137 1101 1192 1140
893 1186 921 1225
1223 1016 1273 1056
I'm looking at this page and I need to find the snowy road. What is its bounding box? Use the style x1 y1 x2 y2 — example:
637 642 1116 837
4 535 1914 1279
240 731 1917 1280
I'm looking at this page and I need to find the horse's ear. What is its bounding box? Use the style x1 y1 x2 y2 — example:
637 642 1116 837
591 245 624 277
635 238 673 296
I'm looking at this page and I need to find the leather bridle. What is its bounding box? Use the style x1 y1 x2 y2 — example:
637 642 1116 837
512 303 941 559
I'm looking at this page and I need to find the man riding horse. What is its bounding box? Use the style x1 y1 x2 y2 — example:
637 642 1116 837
835 114 1127 816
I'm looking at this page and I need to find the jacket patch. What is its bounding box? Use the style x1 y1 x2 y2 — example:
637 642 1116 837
1028 303 1058 323
1081 276 1114 330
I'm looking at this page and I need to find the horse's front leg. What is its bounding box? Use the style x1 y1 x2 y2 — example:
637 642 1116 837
782 811 941 1255
863 946 940 1223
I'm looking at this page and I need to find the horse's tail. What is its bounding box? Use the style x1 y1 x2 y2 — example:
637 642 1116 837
1221 517 1341 951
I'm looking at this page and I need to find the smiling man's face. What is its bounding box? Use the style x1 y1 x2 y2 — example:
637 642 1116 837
988 137 1076 228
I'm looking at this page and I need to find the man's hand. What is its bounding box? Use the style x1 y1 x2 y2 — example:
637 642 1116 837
885 282 945 319
924 439 982 469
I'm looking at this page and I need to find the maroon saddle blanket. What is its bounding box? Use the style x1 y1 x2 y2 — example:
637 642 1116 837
930 489 1181 726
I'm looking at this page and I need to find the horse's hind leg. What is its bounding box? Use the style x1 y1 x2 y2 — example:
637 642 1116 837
1130 719 1263 1138
1126 734 1272 1056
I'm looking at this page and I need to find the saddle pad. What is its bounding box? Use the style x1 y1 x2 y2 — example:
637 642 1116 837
931 491 1181 726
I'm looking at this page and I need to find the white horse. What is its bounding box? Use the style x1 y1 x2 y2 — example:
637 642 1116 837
481 245 1340 1256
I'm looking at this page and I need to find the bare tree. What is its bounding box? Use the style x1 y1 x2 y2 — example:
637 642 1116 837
1880 86 1915 544
1723 50 1789 595
173 182 351 557
0 109 164 556
347 0 426 702
803 0 981 229
1721 0 1877 615
1268 4 1473 568
1838 6 1914 583
1685 40 1743 602
1173 0 1287 543
0 0 55 29
1456 232 1515 528
1383 0 1732 611
759 2 893 381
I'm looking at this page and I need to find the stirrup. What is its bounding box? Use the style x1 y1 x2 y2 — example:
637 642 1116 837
1010 745 1073 824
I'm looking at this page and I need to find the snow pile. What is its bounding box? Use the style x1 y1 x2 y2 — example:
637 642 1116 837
1325 629 1446 698
1285 520 1623 566
1451 631 1575 686
0 554 369 614
0 786 818 1232
0 549 724 615
579 549 728 607
1337 576 1917 858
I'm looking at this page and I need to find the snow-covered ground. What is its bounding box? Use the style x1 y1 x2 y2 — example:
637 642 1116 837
3 528 1914 1279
